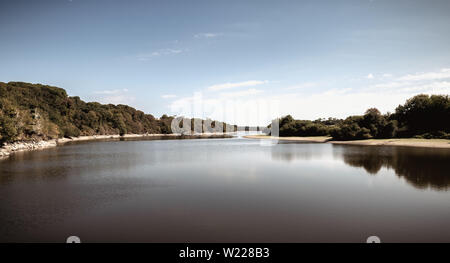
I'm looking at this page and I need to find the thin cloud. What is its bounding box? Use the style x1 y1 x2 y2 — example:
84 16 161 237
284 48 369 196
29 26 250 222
94 89 129 95
208 80 268 91
367 73 374 79
397 68 450 81
194 33 223 39
93 89 136 105
98 95 136 105
365 68 450 94
136 49 183 61
219 88 263 98
366 68 450 93
367 81 450 94
92 88 135 105
285 82 318 90
161 94 177 99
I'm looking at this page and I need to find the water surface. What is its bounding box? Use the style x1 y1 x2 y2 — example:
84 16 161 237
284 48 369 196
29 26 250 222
1 137 449 242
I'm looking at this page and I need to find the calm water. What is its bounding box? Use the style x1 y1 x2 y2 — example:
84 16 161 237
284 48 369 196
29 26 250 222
0 137 449 242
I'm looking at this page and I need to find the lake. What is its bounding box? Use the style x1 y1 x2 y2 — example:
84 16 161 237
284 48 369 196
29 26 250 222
1 137 449 242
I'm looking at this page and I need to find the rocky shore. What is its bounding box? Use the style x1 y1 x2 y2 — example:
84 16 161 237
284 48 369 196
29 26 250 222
0 140 57 158
0 133 235 159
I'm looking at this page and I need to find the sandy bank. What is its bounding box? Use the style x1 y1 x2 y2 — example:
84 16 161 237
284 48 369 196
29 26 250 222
243 135 450 149
0 133 234 159
243 135 332 143
329 138 450 148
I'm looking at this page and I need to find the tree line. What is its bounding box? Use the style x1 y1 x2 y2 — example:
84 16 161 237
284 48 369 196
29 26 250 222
277 94 449 140
1 82 447 144
0 82 236 144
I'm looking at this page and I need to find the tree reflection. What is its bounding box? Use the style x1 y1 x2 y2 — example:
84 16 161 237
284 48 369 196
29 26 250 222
334 145 450 191
270 143 323 162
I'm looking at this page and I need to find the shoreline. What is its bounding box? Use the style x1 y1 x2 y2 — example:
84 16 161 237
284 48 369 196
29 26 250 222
3 134 449 159
329 138 450 148
243 135 332 143
243 135 450 149
0 133 235 159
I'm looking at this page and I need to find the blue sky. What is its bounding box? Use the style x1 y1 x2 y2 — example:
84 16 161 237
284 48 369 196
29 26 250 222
1 0 450 125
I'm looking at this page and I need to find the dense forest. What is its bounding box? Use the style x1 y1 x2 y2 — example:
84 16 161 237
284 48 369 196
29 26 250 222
277 94 450 140
0 82 236 144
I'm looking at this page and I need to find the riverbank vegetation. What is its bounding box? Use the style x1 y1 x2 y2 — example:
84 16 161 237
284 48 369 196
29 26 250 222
0 82 236 144
277 94 449 140
1 82 448 144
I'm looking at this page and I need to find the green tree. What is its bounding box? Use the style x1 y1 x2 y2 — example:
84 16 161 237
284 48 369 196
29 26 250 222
0 115 18 143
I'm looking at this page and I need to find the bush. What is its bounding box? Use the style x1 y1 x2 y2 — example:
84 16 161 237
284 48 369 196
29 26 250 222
278 115 332 137
413 131 450 139
277 94 449 141
0 115 18 143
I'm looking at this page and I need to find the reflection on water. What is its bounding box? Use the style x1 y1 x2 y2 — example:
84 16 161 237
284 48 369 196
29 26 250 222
332 145 450 191
271 143 324 162
270 143 450 191
1 138 450 242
